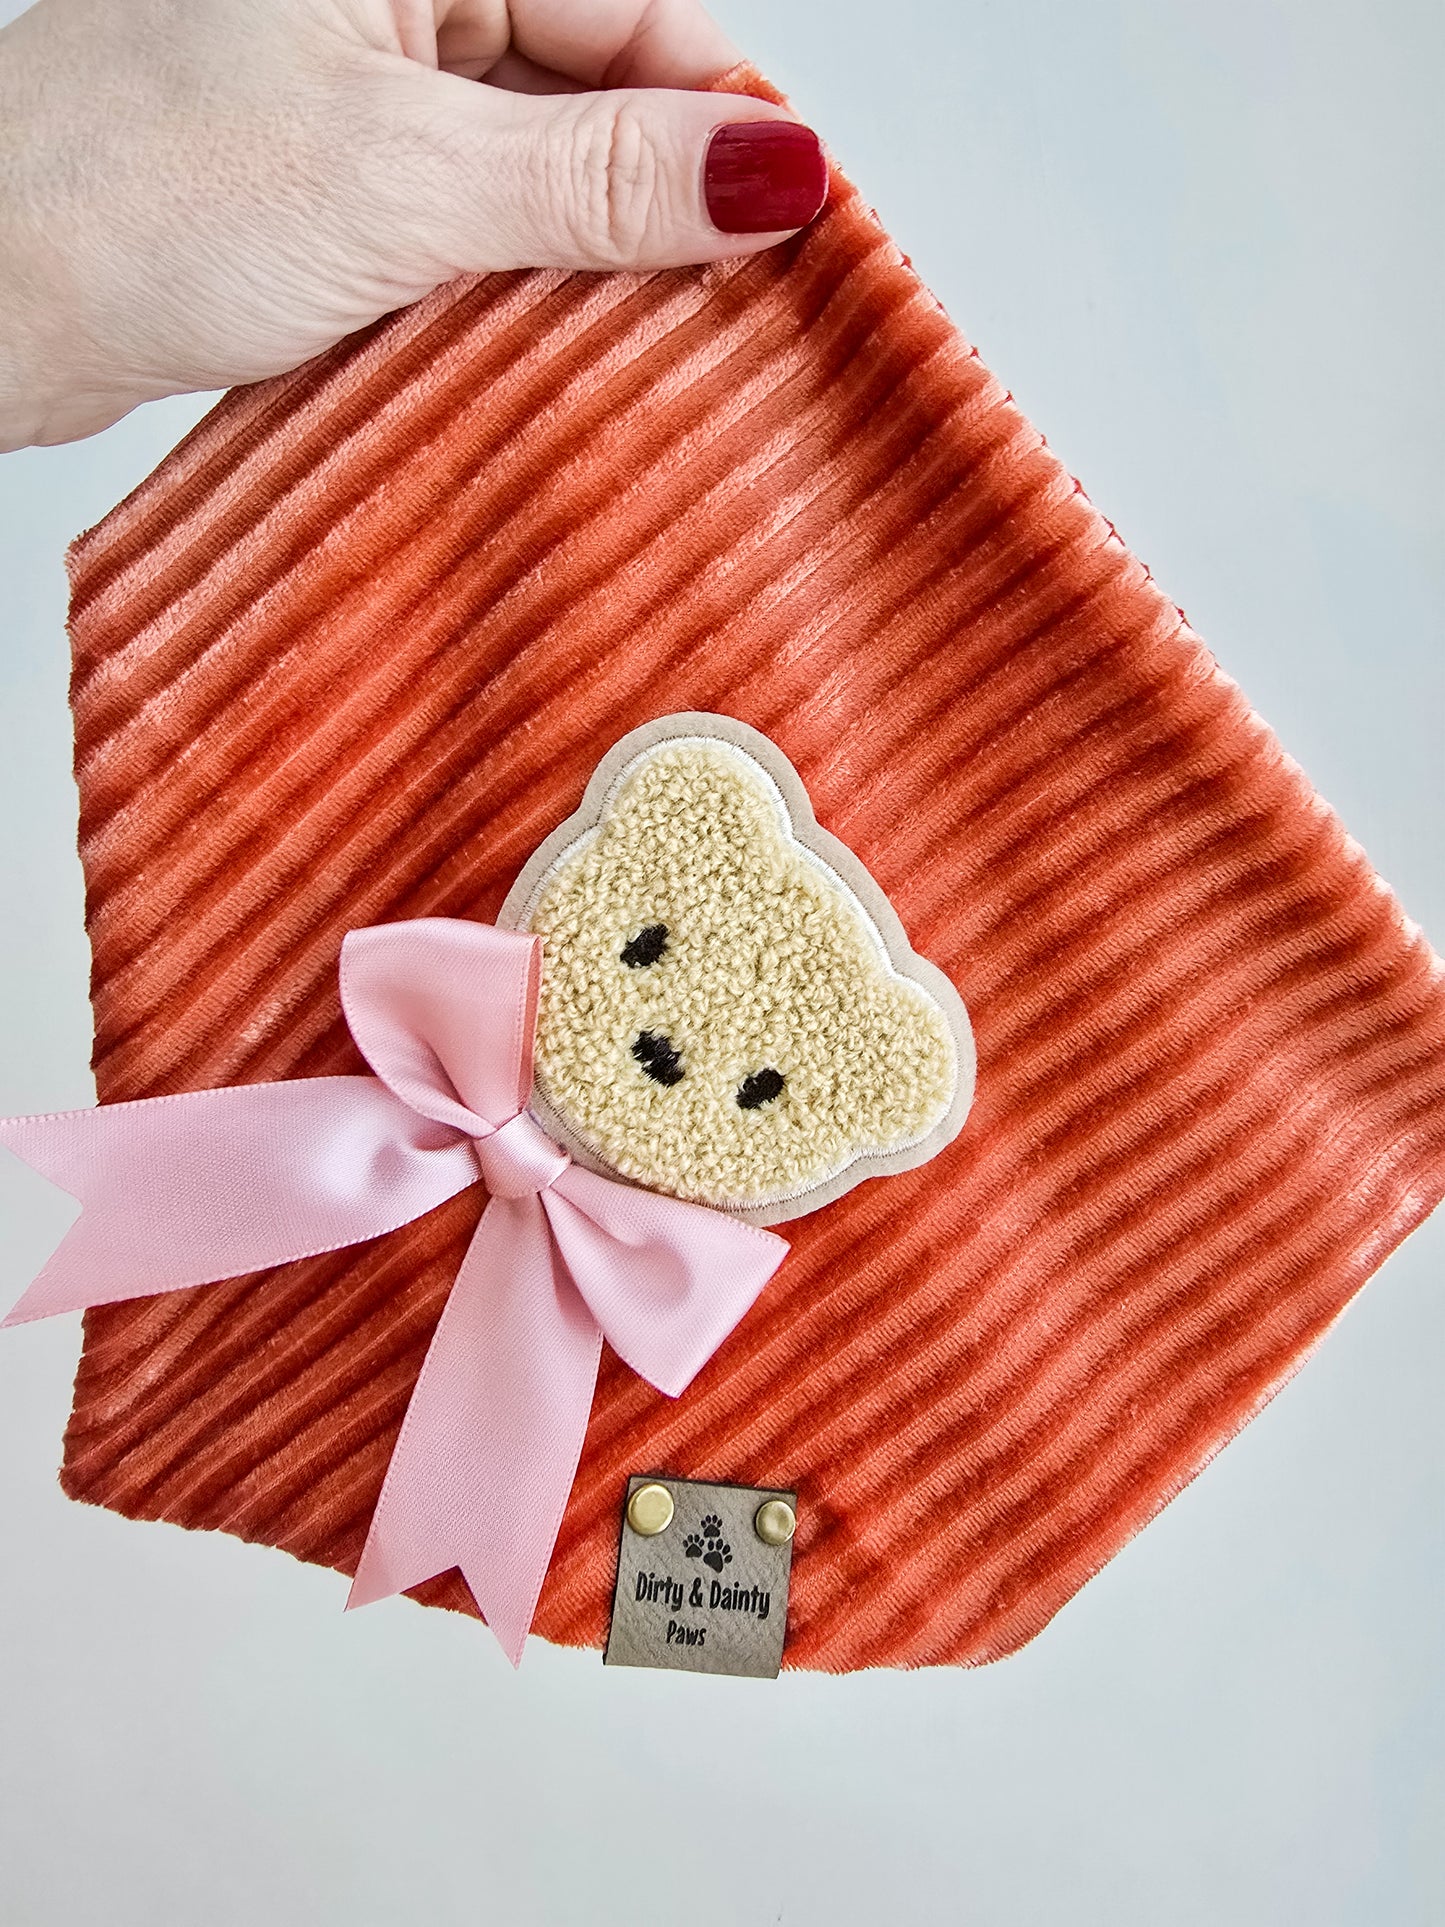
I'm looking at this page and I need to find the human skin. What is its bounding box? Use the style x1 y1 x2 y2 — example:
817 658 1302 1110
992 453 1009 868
0 0 825 450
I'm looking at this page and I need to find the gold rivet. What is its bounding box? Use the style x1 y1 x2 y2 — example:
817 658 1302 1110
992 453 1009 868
754 1498 796 1546
626 1482 675 1536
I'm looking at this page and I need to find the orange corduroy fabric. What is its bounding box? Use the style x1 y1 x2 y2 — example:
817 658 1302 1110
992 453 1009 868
56 71 1445 1670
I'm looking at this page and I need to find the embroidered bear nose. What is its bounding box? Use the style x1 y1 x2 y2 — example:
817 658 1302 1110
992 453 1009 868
737 1068 785 1110
632 1030 685 1086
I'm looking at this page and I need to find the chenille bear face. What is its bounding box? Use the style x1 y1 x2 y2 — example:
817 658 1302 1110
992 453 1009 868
510 723 972 1218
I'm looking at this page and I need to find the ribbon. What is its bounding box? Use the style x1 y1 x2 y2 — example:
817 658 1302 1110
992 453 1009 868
0 919 788 1663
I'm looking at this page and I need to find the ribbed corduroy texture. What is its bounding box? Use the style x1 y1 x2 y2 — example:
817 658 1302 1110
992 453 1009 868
58 71 1445 1669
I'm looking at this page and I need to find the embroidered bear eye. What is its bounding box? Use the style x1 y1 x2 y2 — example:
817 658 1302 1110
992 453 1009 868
620 923 669 968
737 1068 785 1110
633 1030 685 1086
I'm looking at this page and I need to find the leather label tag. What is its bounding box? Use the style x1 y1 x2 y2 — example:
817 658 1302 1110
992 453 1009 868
604 1475 796 1678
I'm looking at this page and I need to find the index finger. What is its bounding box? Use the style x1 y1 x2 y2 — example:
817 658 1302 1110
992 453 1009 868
499 0 744 90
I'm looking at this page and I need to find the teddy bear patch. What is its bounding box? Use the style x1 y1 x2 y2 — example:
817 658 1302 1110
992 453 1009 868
498 716 975 1225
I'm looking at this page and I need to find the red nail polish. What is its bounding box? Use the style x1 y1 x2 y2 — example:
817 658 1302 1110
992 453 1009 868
704 121 828 235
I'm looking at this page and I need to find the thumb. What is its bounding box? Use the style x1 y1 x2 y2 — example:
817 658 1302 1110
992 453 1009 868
394 75 829 274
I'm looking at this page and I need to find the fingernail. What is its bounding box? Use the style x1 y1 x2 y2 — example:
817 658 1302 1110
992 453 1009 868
703 121 828 234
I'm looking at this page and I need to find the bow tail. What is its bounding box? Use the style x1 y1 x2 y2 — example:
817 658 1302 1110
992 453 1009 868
347 1192 603 1666
0 1078 477 1325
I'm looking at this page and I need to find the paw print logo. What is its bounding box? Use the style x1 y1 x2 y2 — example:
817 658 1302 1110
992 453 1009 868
684 1513 733 1574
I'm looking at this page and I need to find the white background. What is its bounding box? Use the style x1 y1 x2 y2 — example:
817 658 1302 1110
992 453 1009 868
2 3 1441 1922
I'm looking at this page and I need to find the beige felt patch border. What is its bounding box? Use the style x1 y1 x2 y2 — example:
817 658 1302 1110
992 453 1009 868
497 713 976 1227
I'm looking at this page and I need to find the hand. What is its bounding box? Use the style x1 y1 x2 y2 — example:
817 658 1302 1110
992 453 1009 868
0 0 827 449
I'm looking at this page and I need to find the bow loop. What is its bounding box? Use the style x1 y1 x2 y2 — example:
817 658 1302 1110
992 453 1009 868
544 1165 783 1399
340 919 540 1137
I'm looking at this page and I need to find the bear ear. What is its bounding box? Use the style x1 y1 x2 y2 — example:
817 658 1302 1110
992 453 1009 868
849 972 958 1146
591 741 788 870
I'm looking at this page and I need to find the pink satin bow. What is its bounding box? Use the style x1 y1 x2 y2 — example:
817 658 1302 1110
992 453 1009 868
0 919 788 1663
